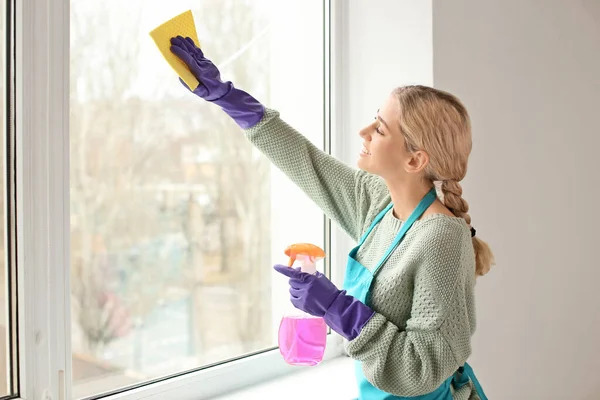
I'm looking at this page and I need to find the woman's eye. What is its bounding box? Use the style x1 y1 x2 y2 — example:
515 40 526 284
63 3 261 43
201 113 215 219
373 116 384 135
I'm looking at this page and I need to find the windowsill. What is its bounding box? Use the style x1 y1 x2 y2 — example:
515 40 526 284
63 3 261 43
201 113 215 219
212 355 357 400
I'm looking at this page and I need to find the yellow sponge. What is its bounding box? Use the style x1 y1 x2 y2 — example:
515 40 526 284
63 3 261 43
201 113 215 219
150 10 200 89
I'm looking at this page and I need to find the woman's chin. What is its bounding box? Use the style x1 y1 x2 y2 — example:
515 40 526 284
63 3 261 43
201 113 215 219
357 158 371 173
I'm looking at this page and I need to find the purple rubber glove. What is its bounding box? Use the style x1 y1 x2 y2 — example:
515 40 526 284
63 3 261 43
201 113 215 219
274 265 375 341
169 36 264 129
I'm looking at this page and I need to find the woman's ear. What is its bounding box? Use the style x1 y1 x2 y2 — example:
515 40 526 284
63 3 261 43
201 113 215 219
405 150 430 174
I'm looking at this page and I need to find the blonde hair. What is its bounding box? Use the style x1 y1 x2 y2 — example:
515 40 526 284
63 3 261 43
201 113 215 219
392 85 495 276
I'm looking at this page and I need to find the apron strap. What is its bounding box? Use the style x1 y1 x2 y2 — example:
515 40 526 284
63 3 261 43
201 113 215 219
357 203 394 246
372 188 437 275
461 363 488 400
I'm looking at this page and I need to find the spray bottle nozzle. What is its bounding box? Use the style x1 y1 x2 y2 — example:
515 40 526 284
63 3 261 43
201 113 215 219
284 243 325 274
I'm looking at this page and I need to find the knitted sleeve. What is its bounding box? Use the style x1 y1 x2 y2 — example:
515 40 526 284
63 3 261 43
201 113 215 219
345 220 474 396
243 108 389 241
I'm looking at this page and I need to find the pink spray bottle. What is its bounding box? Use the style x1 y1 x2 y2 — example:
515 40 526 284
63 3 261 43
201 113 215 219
277 243 328 366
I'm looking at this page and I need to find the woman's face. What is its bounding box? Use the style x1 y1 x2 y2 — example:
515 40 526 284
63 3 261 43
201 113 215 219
357 95 414 180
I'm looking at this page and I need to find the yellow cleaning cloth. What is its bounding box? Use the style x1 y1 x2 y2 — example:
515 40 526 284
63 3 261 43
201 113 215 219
150 10 200 89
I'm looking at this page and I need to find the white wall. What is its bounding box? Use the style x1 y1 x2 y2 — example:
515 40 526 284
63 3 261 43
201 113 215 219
343 0 433 160
344 1 600 398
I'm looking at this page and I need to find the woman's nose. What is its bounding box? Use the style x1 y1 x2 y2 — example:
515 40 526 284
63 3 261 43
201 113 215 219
359 123 373 139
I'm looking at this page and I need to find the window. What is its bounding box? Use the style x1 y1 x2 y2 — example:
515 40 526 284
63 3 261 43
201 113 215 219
0 0 17 397
15 0 343 398
67 0 335 399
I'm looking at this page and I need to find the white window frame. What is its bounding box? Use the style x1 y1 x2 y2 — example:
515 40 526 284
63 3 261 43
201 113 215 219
15 0 350 399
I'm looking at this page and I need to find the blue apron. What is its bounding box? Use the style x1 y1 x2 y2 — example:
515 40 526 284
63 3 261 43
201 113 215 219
342 188 488 400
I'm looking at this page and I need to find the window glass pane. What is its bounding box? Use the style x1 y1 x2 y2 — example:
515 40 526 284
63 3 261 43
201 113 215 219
70 0 325 398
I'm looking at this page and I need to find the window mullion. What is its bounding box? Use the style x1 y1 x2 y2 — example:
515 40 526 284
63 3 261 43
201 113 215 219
16 0 71 399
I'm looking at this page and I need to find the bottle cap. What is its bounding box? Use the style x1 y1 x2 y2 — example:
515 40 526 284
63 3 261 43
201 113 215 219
284 243 325 266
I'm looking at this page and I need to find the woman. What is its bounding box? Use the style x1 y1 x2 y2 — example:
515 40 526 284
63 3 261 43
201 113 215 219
170 36 494 400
